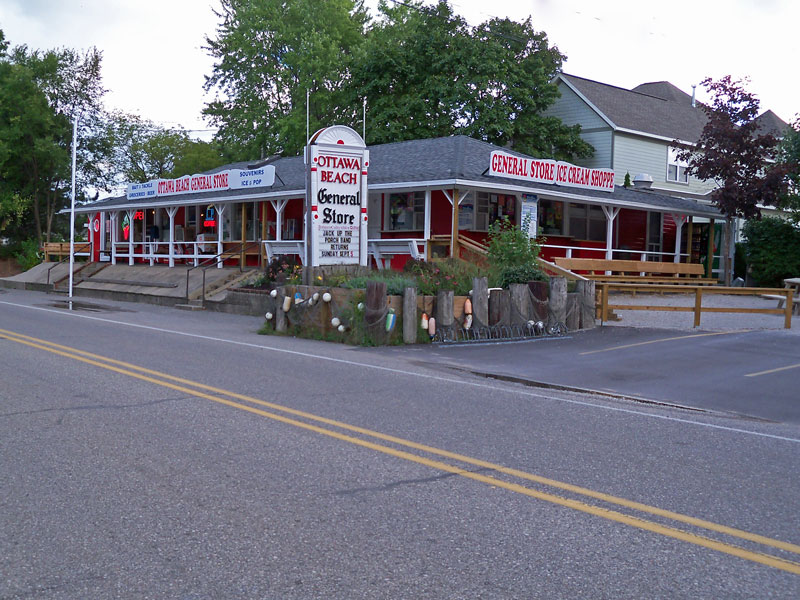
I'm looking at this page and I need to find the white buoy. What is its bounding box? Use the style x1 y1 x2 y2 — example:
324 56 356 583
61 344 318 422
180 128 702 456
322 292 332 303
357 302 365 311
464 314 473 330
428 316 436 336
331 317 341 327
464 298 473 315
337 324 345 333
282 296 292 312
421 312 429 329
265 312 273 320
312 292 320 301
270 289 278 298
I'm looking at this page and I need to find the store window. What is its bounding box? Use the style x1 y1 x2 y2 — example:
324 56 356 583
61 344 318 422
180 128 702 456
568 203 606 241
388 192 424 231
667 147 689 183
474 192 516 231
539 199 564 235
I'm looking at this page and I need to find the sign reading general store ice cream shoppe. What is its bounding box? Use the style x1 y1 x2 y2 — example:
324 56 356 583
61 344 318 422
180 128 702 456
306 126 369 266
488 150 615 192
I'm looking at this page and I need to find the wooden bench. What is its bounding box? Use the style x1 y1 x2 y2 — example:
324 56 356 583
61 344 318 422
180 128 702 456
41 242 91 262
263 240 306 265
368 238 422 269
553 258 718 285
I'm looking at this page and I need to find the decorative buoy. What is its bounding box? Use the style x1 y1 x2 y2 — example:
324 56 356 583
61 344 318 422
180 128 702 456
294 292 302 304
420 312 429 330
270 289 278 298
331 317 341 327
464 314 473 330
337 324 345 333
428 316 436 338
357 302 365 311
265 312 273 320
385 308 396 332
282 296 292 312
312 292 320 302
322 292 332 303
464 298 472 315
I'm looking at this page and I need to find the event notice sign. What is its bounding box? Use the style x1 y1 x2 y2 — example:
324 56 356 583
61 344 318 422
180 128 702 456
306 126 369 267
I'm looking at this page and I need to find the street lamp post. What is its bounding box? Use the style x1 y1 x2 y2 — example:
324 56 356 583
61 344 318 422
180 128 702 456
68 116 79 299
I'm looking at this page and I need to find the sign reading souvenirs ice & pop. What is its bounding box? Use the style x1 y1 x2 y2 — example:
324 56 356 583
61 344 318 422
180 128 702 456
488 150 616 192
306 126 369 267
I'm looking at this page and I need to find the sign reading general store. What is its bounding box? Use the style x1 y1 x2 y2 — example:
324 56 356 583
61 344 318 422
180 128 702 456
488 150 615 192
125 166 276 200
306 126 369 267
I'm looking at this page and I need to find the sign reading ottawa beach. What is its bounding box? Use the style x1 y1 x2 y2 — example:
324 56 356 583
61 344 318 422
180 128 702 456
307 126 369 267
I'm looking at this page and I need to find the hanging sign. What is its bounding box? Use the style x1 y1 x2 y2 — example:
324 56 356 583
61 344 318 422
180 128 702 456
489 151 615 192
306 126 369 267
126 180 158 200
521 194 538 238
229 165 276 189
125 167 276 200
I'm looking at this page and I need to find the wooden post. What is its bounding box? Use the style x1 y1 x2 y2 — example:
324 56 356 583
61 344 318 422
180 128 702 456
601 284 609 324
509 283 530 326
576 280 596 329
694 287 703 327
488 289 510 326
548 276 567 325
785 289 793 330
435 290 454 328
706 218 715 278
403 286 417 344
276 290 288 332
450 189 459 258
472 277 489 327
365 281 388 342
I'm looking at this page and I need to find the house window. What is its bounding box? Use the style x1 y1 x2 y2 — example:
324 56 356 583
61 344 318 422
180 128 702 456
387 192 424 231
539 199 564 235
667 148 689 183
568 203 606 241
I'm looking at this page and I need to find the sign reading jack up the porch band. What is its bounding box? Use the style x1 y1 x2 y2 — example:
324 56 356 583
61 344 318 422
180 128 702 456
306 126 369 267
488 151 616 192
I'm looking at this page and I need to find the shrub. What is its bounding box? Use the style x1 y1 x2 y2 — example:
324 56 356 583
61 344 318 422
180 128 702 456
14 239 42 271
405 257 483 295
486 215 545 287
742 217 800 286
340 273 417 296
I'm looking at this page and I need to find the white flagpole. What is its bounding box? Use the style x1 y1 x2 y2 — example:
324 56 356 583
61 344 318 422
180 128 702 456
68 116 79 299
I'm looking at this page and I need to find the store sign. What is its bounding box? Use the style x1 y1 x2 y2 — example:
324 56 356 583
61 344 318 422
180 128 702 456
306 126 369 267
489 151 615 192
125 167 276 200
521 194 538 238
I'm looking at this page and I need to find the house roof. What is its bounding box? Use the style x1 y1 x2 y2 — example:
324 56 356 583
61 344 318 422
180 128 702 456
558 73 708 142
753 109 790 137
75 135 720 219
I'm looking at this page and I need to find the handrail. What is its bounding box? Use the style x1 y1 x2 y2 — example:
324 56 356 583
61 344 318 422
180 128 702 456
46 242 92 289
536 257 589 281
184 240 261 303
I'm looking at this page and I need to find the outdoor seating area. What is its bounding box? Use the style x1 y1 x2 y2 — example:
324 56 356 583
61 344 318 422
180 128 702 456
553 257 718 285
762 277 800 315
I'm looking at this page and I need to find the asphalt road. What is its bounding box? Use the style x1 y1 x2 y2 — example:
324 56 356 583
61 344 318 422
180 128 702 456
1 289 799 599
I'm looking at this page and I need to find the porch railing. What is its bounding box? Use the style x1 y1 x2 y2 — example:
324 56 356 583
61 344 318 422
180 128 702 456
185 240 262 305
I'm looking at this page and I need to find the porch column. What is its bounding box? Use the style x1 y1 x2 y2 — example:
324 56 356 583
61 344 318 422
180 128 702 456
261 202 267 264
167 206 178 267
215 204 226 268
601 206 620 260
110 211 118 265
240 203 247 267
424 190 431 260
672 214 687 263
707 218 715 278
126 209 135 265
271 199 289 241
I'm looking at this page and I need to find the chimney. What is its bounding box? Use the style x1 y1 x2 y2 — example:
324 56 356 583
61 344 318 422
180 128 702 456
633 173 654 189
691 84 697 108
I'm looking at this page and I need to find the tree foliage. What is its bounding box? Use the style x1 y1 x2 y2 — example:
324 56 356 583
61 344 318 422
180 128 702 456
676 76 793 220
0 34 113 244
108 112 224 182
203 0 591 161
203 0 369 160
776 118 800 219
742 216 800 287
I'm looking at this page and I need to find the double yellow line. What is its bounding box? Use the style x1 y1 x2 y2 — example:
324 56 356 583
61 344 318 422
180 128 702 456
2 327 799 575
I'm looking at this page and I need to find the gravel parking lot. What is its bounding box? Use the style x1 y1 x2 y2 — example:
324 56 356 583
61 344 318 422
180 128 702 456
602 292 799 333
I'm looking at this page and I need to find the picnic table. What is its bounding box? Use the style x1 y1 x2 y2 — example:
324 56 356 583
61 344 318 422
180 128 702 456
763 278 800 315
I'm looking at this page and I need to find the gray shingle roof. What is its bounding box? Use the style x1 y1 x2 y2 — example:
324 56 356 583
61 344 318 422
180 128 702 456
560 73 708 142
76 135 719 218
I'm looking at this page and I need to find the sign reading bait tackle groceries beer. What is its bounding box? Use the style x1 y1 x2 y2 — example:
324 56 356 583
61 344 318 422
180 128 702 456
488 150 615 192
306 126 369 267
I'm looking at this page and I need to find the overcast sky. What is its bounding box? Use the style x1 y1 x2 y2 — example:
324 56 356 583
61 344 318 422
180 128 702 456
1 0 797 138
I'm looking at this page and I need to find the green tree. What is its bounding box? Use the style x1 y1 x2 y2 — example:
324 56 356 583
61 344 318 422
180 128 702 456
203 0 368 159
108 112 224 182
742 216 800 287
1 39 113 244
